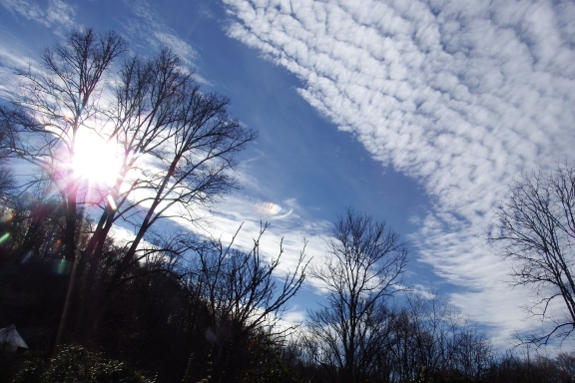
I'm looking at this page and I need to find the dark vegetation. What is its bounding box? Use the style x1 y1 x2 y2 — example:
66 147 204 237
0 29 574 382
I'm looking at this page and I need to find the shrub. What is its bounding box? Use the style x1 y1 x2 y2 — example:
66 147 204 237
11 344 155 383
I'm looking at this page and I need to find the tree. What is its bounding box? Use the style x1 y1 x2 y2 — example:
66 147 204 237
84 48 255 268
188 224 307 337
305 208 407 383
1 28 255 349
0 112 14 198
0 29 128 352
181 224 308 382
74 48 255 340
3 29 127 263
494 163 575 345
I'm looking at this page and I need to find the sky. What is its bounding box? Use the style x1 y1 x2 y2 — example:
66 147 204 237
1 0 575 350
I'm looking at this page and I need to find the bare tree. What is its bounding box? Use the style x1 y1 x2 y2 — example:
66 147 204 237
494 163 575 345
3 29 127 262
391 293 458 380
182 224 308 382
79 48 255 310
0 112 15 198
305 208 408 383
1 29 255 350
1 29 127 353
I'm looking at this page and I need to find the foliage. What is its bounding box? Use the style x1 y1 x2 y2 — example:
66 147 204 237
240 336 307 383
10 344 155 383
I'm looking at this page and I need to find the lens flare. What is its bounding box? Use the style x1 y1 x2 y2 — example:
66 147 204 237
20 251 32 265
1 210 14 222
107 195 117 210
52 258 69 275
0 233 9 244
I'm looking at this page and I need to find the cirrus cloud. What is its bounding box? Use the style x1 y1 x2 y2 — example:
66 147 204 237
221 0 575 345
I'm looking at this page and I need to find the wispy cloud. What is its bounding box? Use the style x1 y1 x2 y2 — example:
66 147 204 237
0 46 32 99
0 0 205 89
0 0 76 98
123 0 200 77
221 0 575 343
0 0 77 31
192 193 329 283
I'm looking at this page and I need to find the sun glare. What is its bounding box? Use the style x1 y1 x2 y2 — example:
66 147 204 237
73 129 122 187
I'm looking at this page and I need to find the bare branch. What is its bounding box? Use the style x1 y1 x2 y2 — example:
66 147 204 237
493 163 575 345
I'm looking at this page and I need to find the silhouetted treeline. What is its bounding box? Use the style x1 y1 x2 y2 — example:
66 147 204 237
1 190 574 383
0 185 306 382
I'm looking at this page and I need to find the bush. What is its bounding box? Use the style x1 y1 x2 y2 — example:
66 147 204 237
11 344 155 383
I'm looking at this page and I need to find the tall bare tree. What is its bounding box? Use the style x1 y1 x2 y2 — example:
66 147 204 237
1 29 128 353
3 29 127 262
182 224 308 381
78 48 255 311
494 163 575 345
1 28 255 349
305 208 407 383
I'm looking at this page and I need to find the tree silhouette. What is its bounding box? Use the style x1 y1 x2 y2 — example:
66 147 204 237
305 208 407 383
495 163 575 345
1 28 255 350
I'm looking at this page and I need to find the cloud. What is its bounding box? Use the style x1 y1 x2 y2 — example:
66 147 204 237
123 0 201 77
0 0 206 90
221 0 575 343
0 0 77 31
195 193 330 280
0 0 76 97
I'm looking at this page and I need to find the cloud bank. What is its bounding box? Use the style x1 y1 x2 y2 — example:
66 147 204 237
221 0 575 344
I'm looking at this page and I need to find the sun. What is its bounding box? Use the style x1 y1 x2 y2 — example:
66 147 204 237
73 129 122 187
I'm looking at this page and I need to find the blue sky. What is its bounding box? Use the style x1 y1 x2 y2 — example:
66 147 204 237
2 0 575 349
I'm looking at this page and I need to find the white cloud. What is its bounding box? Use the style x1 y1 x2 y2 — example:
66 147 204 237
123 0 202 78
0 0 77 31
221 0 575 344
194 193 330 281
1 0 45 24
0 0 77 97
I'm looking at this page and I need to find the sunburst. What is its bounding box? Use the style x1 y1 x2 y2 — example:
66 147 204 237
72 129 122 188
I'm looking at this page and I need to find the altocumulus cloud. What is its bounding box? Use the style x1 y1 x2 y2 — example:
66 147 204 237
222 0 575 344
